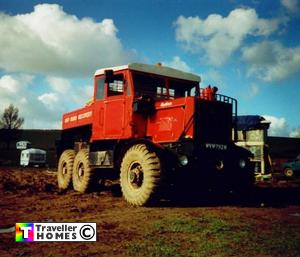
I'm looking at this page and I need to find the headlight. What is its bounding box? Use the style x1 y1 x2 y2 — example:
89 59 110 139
239 159 246 168
178 155 188 166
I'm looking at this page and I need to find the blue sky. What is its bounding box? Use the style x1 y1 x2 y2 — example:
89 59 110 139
0 0 299 137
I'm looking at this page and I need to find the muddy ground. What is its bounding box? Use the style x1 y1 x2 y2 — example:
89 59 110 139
0 167 300 257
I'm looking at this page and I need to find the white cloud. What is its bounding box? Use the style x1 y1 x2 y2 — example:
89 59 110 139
201 69 225 89
38 93 59 109
20 97 27 104
242 41 300 81
163 56 192 72
70 84 94 105
0 73 94 129
0 75 21 93
290 129 300 137
0 74 33 93
46 77 71 94
263 115 288 136
249 83 259 97
0 4 134 77
45 76 93 106
174 8 281 66
0 74 57 129
281 0 300 14
290 127 300 137
36 76 93 127
238 83 260 100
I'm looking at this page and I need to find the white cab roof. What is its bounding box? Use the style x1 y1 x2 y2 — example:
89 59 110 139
94 63 201 82
21 148 46 154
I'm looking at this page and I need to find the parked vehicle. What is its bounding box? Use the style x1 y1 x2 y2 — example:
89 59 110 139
16 141 31 150
57 63 254 206
282 154 300 178
20 148 46 167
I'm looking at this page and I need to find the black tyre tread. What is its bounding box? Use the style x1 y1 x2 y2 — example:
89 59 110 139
120 144 161 206
72 149 96 193
57 149 75 189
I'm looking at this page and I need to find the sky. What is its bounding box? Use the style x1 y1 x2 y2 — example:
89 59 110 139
0 0 299 137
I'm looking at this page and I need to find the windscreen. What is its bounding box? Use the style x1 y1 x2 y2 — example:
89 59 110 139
132 72 198 99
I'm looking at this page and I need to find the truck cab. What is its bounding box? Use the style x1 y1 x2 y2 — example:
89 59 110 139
88 63 201 142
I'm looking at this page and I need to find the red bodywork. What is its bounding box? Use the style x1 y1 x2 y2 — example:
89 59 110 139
62 67 198 144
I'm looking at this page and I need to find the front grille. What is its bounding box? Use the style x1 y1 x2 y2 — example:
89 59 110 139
195 99 233 144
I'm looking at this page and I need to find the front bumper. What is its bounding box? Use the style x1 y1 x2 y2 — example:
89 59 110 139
165 141 255 189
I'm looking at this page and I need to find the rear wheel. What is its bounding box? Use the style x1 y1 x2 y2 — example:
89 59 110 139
120 144 161 206
72 149 96 193
284 168 294 178
57 149 75 189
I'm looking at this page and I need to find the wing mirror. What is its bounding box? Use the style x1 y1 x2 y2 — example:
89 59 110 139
104 69 114 83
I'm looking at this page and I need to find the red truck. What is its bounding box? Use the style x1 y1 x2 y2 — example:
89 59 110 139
57 63 253 206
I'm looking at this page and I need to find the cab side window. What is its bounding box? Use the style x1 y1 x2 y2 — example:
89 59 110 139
107 74 124 97
97 77 105 99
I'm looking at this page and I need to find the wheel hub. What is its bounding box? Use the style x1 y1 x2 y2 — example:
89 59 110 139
286 169 293 177
78 164 84 177
215 160 224 171
62 163 67 175
129 163 143 188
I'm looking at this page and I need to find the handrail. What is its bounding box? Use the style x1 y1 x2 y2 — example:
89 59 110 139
198 91 238 142
216 94 238 142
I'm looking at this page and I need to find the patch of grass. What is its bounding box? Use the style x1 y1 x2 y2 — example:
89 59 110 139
127 215 300 257
245 222 300 257
151 239 181 257
127 243 144 256
152 216 203 233
127 239 181 257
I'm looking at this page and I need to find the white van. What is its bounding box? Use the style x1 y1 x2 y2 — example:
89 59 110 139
20 148 46 167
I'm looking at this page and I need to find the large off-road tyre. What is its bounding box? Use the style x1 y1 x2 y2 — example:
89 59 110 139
57 149 75 190
120 144 161 206
72 149 96 193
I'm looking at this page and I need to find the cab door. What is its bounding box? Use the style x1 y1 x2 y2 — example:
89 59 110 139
103 73 127 138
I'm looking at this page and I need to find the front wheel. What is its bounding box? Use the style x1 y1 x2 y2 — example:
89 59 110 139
284 168 294 178
120 144 162 206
